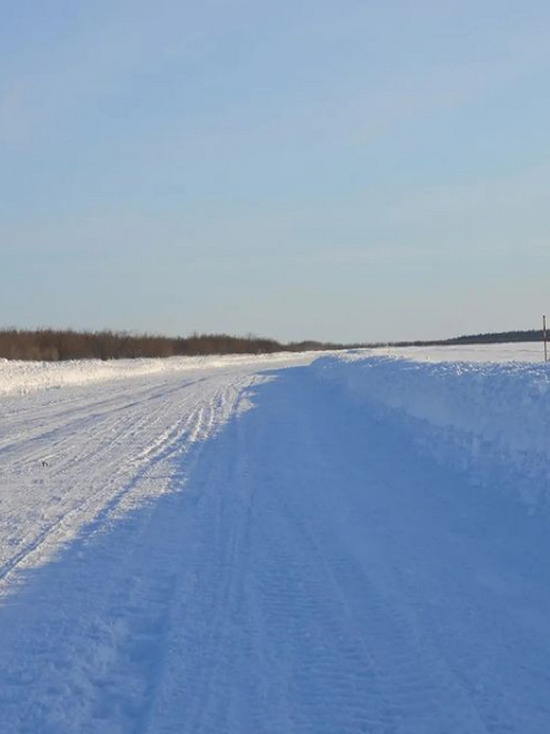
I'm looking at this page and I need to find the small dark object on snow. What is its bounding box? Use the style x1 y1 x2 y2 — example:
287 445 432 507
41 460 49 467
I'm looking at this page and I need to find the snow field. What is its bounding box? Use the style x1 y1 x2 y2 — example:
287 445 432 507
375 341 547 363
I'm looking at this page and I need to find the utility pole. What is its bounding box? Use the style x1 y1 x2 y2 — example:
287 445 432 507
543 315 548 363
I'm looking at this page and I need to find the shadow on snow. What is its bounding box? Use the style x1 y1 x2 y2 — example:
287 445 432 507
1 366 550 733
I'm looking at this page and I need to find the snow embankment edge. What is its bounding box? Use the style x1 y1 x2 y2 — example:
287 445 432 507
313 354 550 511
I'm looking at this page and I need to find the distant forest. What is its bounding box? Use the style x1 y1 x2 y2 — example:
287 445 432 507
387 329 546 348
0 327 545 361
0 329 347 361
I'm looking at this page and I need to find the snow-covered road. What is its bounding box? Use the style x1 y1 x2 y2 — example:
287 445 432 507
1 353 550 733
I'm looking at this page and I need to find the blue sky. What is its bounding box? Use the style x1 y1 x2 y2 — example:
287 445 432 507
2 0 550 342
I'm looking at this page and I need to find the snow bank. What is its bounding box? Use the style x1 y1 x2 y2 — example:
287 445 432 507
0 352 314 397
314 353 550 510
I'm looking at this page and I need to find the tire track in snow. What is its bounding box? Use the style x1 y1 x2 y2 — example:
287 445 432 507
0 367 258 734
0 375 245 595
138 368 498 733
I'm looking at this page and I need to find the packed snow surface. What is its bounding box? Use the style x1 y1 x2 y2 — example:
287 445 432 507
1 348 550 732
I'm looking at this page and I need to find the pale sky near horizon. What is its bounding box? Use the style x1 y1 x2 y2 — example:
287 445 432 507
2 0 550 343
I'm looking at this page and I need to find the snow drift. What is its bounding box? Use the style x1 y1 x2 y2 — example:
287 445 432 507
314 353 550 511
0 351 316 397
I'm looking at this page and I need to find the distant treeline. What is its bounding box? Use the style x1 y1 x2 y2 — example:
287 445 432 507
0 329 347 361
1 327 543 361
384 329 545 348
444 330 544 345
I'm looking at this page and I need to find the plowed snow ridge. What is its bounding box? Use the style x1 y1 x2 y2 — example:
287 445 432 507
1 349 550 733
0 351 322 396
